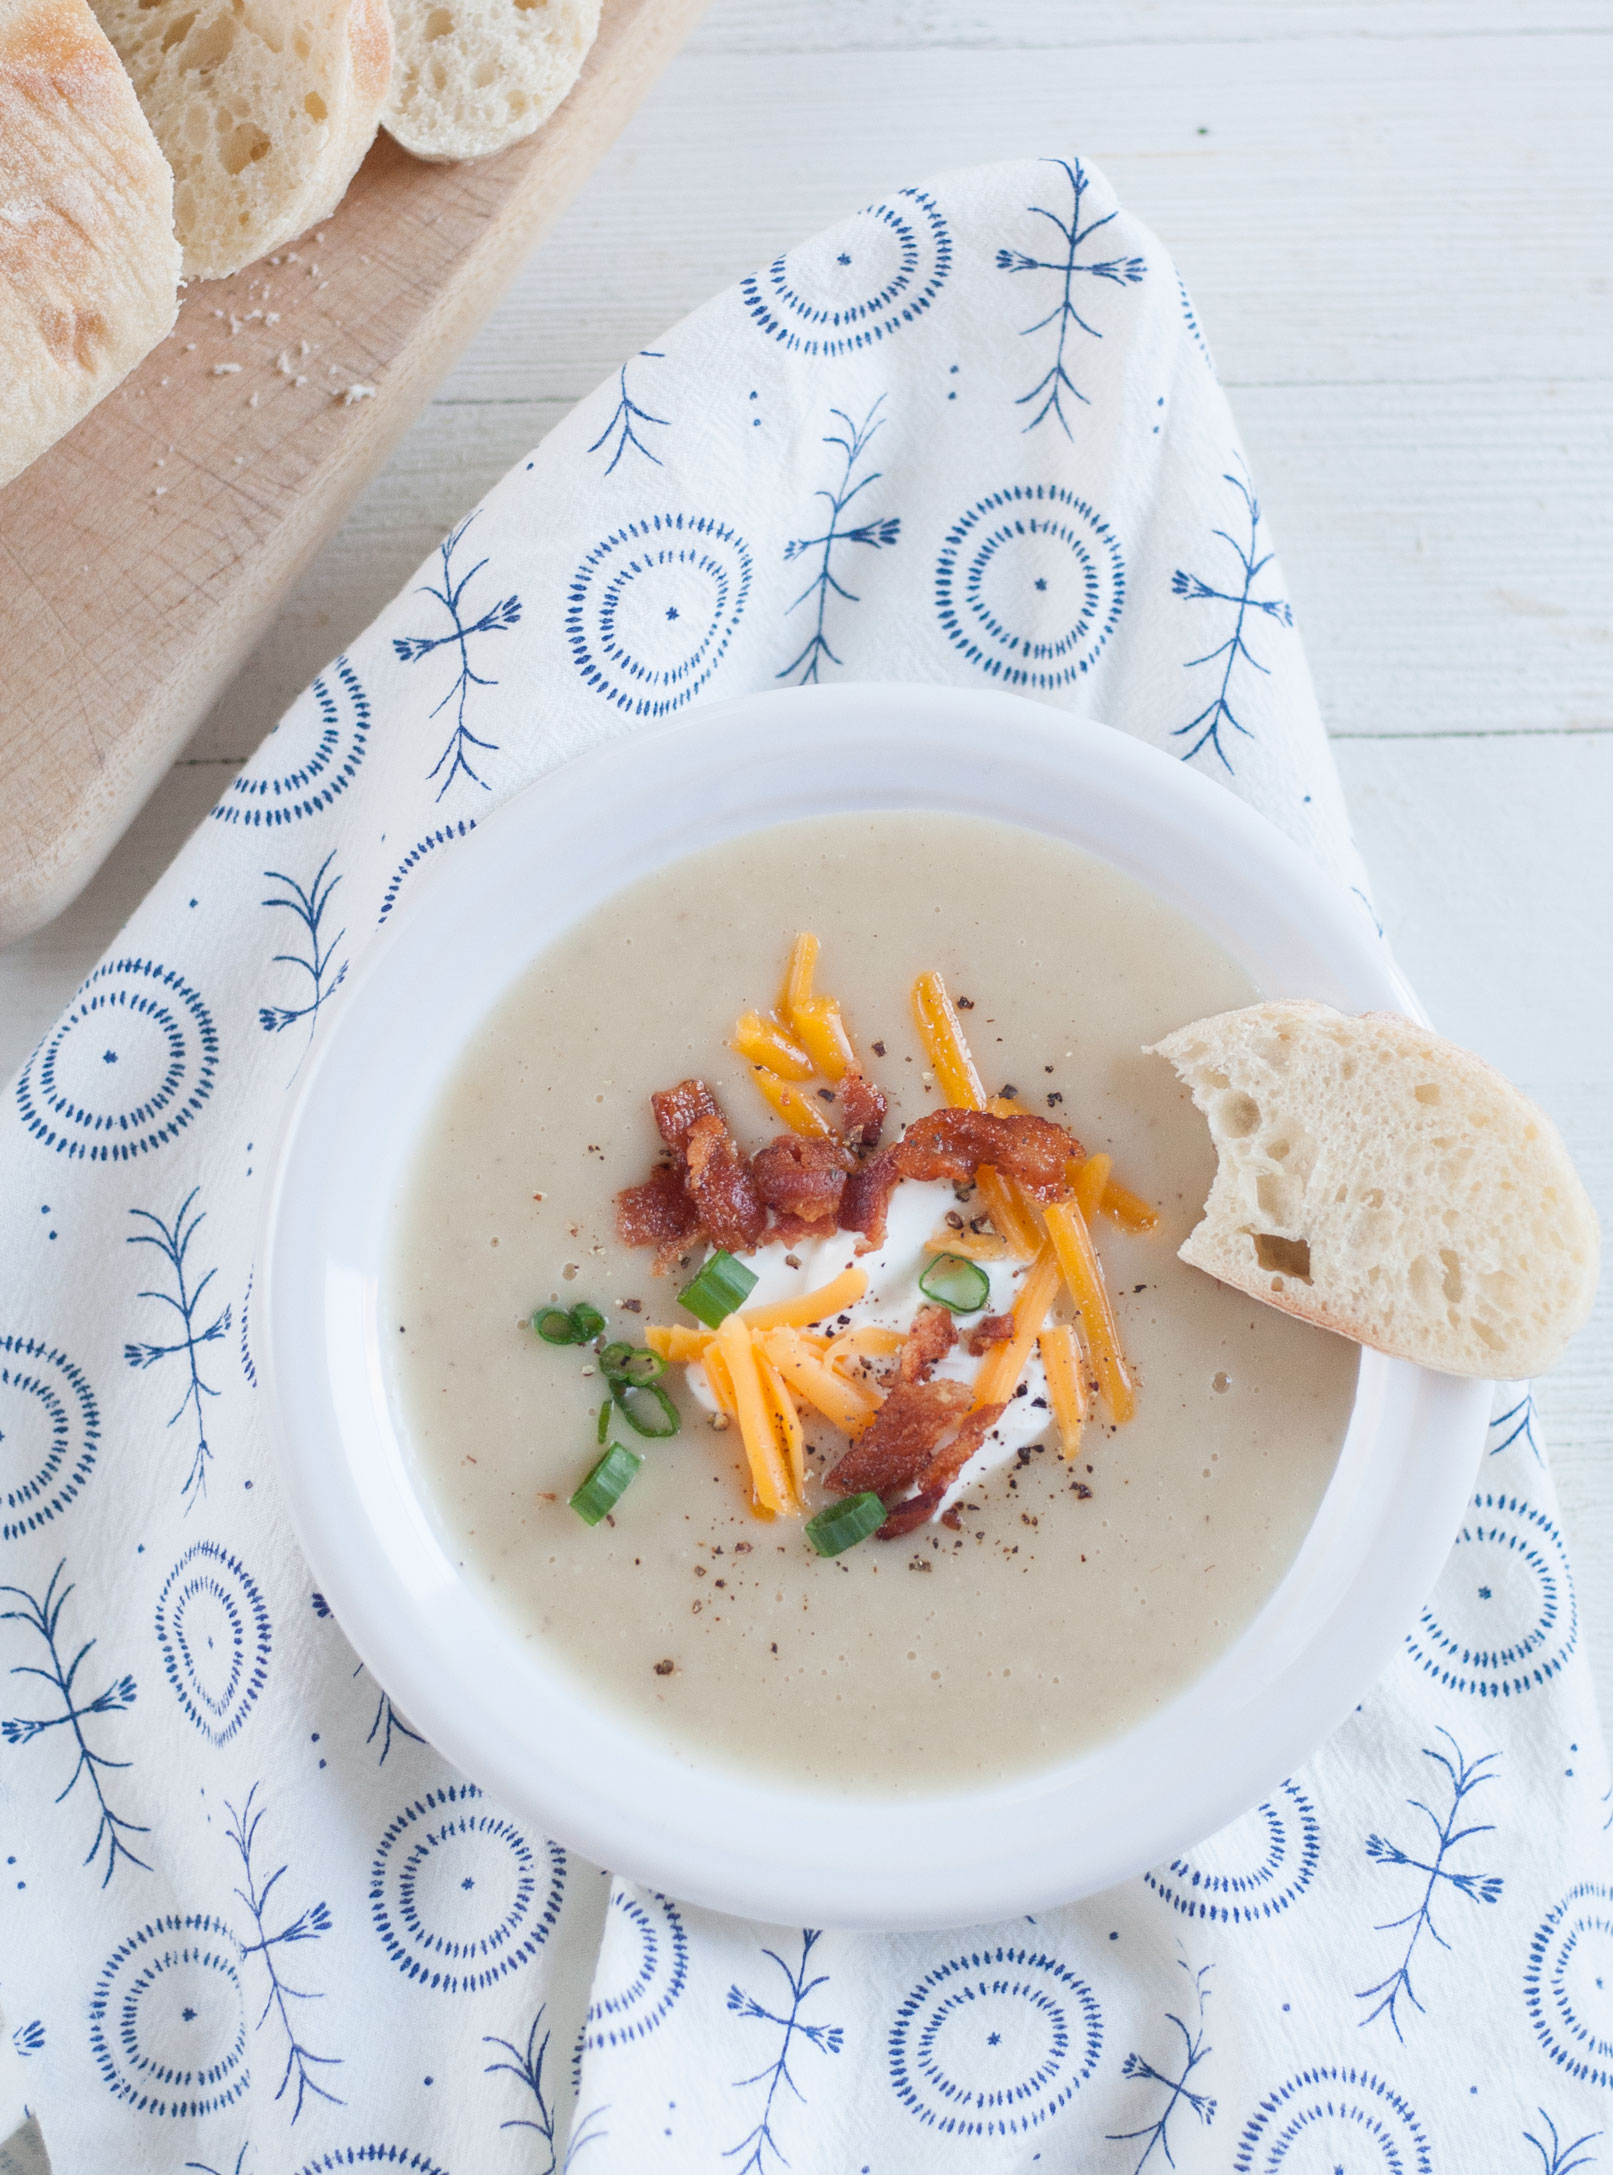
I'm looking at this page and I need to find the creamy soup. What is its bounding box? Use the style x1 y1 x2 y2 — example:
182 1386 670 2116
386 813 1358 1794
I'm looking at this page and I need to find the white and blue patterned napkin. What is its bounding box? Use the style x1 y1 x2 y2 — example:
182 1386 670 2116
2 156 1609 2175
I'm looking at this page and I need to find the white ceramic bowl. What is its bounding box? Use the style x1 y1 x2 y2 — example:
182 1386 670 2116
262 682 1491 1928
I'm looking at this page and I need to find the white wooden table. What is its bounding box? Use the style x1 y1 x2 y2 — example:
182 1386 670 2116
1 6 1608 2151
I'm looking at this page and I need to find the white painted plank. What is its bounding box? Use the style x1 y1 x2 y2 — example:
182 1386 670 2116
431 33 1613 400
693 4 1613 52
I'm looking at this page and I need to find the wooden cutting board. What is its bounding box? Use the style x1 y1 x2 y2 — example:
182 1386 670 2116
0 0 708 947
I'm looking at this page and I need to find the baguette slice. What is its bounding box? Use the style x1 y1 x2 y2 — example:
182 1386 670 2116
382 0 598 162
1148 1001 1599 1379
0 0 180 488
91 0 393 280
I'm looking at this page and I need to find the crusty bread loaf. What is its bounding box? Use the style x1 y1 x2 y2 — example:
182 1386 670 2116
381 0 597 162
90 0 393 281
1148 1001 1599 1379
0 0 180 488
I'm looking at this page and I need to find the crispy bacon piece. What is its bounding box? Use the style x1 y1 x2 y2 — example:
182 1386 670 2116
652 1078 720 1156
836 1148 901 1249
683 1112 767 1255
616 1164 701 1263
838 1067 888 1148
877 1403 1005 1538
899 1304 956 1383
752 1134 854 1230
964 1312 1015 1357
894 1109 1079 1198
838 1109 1083 1248
823 1379 971 1501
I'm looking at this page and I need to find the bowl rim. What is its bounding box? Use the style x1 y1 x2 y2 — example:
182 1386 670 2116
260 681 1491 1928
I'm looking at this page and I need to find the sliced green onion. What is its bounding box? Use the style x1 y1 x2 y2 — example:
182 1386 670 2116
611 1380 681 1438
596 1399 612 1445
598 1341 665 1387
569 1302 606 1341
918 1253 991 1314
677 1250 759 1329
570 1443 643 1525
533 1306 583 1345
805 1491 886 1557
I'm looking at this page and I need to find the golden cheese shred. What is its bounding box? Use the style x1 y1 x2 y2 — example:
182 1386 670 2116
1043 1195 1136 1425
971 1243 1061 1410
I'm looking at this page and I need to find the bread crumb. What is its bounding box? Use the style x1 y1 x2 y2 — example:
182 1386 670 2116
211 363 242 376
339 384 377 405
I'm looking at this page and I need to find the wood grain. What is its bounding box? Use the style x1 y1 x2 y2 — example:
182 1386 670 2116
0 0 708 948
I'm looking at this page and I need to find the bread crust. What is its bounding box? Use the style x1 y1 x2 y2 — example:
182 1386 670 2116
90 0 395 281
382 0 598 162
1149 1000 1600 1379
0 0 180 487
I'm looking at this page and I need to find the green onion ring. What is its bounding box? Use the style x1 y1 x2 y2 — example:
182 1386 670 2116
569 1443 643 1525
532 1306 582 1345
677 1250 759 1329
805 1491 886 1557
611 1380 681 1439
917 1252 992 1314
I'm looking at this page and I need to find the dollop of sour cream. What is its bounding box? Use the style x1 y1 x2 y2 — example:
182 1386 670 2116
686 1179 1053 1508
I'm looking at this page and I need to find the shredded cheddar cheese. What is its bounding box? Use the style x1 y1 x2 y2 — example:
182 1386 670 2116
1074 1152 1111 1226
825 1324 904 1377
1100 1177 1159 1234
1044 1196 1135 1425
731 1011 814 1079
758 1327 880 1434
741 1263 868 1331
750 1065 835 1138
645 1324 710 1363
755 1344 806 1499
971 1244 1061 1410
716 1313 797 1515
1038 1324 1088 1459
912 970 987 1108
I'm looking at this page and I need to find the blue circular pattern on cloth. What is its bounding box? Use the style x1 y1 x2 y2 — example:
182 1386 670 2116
294 2153 451 2173
370 1783 565 1992
1144 1779 1321 1924
1405 1490 1578 1697
740 187 952 355
581 1890 689 2055
0 1333 99 1540
377 821 477 925
1235 2065 1431 2173
566 513 752 717
15 957 218 1163
1525 1882 1613 2089
89 1913 248 2118
154 1541 271 1744
935 485 1125 688
888 1946 1100 2136
212 657 371 827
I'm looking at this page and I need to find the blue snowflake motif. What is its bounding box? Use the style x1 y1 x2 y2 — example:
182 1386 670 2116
996 157 1147 437
0 1561 148 1886
226 1783 342 2121
588 350 668 474
258 852 349 1058
723 1930 843 2175
1169 459 1293 771
125 1187 230 1505
394 513 522 798
1358 1729 1504 2040
779 397 901 684
1109 1958 1216 2171
1524 2108 1602 2174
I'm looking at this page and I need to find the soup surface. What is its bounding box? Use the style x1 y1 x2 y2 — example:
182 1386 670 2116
386 812 1358 1793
